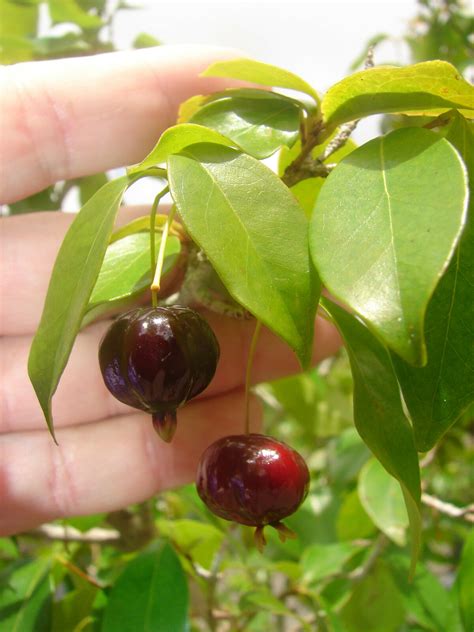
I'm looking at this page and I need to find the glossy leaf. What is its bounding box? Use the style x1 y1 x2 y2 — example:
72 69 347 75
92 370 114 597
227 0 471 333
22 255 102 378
202 57 319 104
311 128 468 366
457 529 474 632
340 560 405 632
358 458 408 546
301 542 365 585
322 61 474 131
0 559 52 632
278 134 357 217
392 114 474 450
322 299 422 573
189 90 301 159
86 232 180 312
101 542 188 632
168 143 318 367
28 176 132 440
128 123 238 173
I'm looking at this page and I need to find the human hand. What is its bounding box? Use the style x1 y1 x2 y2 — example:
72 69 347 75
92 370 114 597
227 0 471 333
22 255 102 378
0 46 341 536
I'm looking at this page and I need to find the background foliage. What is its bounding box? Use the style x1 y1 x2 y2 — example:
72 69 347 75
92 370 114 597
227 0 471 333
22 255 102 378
1 1 473 631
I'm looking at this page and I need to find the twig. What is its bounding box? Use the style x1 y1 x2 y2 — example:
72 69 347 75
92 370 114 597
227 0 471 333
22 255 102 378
422 493 474 523
29 523 120 543
347 534 388 581
283 46 375 189
317 46 376 163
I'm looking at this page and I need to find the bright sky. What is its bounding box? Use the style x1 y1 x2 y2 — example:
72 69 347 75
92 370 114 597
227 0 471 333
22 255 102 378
111 0 419 205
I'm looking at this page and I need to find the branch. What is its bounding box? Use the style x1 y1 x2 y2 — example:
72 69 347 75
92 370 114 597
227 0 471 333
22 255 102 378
30 523 120 543
422 493 474 523
347 534 388 581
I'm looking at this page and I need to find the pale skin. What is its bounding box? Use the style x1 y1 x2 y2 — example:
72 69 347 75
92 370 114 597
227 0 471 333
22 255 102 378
0 45 340 536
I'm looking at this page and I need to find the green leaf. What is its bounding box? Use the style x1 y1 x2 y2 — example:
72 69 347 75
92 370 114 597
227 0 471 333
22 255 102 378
86 232 180 313
168 143 318 367
189 89 301 159
202 57 319 105
340 560 405 632
322 61 474 131
0 559 52 632
278 134 357 217
387 550 451 632
301 542 366 585
52 584 97 632
28 176 133 440
311 128 468 366
79 173 108 205
321 299 422 574
358 459 408 546
240 590 294 617
128 123 238 174
0 0 37 38
48 0 103 29
457 529 474 632
101 542 188 632
337 490 377 541
133 32 161 48
155 519 224 569
391 114 474 450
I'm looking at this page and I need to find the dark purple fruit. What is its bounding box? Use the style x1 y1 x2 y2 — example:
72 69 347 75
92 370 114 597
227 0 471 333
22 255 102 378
99 306 220 442
196 433 310 549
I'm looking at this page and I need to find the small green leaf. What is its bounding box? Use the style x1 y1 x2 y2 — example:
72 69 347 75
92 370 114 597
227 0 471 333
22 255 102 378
278 133 357 217
311 128 468 366
189 89 301 159
101 542 188 632
202 57 319 105
322 61 474 131
340 560 405 632
457 530 474 632
301 542 366 585
128 123 238 174
391 114 474 450
358 459 408 546
48 0 103 28
86 232 180 312
387 551 452 632
240 590 294 617
28 176 133 439
168 143 318 367
321 299 422 574
155 519 224 569
51 585 97 632
337 490 377 541
0 559 52 632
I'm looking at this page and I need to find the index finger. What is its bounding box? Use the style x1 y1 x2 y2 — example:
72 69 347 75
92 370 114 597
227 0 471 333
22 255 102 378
0 45 241 203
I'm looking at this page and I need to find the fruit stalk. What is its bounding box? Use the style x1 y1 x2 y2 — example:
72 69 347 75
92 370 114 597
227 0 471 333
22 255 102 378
149 185 170 307
244 320 262 434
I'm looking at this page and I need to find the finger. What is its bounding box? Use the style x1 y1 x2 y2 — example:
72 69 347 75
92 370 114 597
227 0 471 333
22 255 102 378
1 313 340 433
0 390 261 536
0 45 241 203
1 208 156 336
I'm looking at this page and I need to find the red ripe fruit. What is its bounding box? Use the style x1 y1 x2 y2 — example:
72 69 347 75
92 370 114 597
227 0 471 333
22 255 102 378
98 306 219 442
196 433 310 549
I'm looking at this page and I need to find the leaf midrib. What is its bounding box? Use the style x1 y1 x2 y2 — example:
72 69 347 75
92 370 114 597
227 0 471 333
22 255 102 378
179 154 302 344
